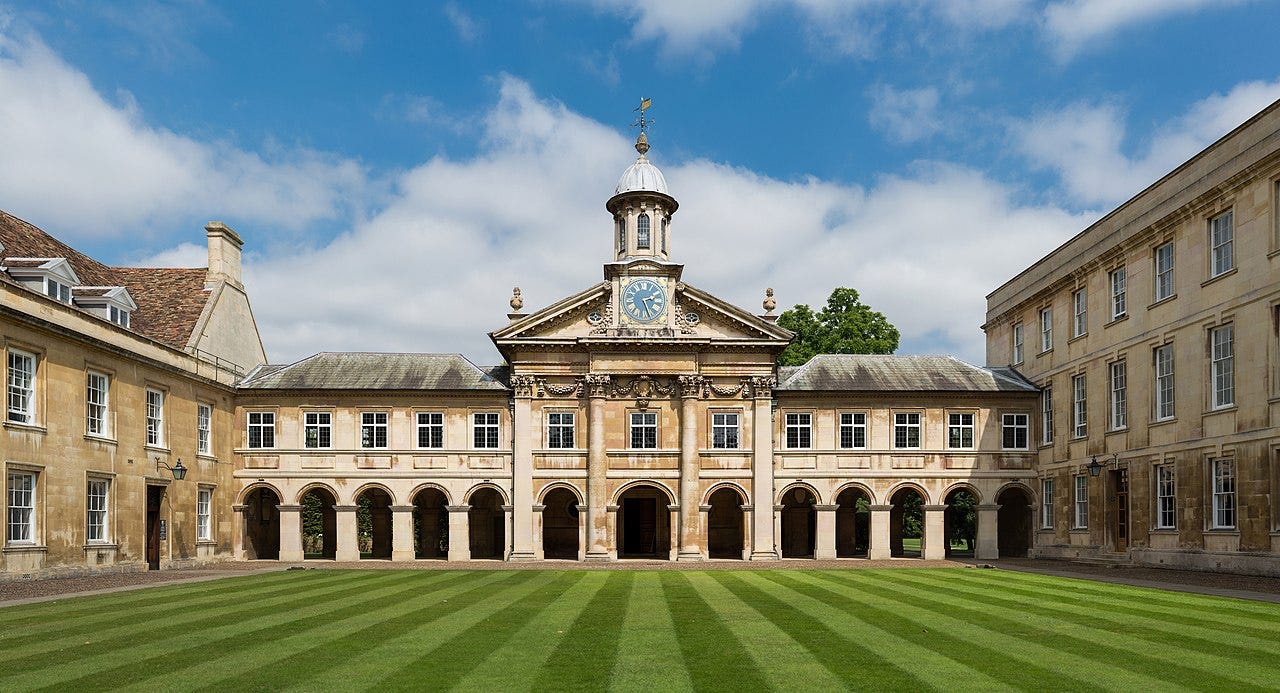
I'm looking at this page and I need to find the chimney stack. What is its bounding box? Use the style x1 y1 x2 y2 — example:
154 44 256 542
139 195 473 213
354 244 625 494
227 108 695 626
205 221 244 289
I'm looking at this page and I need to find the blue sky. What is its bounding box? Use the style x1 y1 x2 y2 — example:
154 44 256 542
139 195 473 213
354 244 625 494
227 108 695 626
2 1 1278 366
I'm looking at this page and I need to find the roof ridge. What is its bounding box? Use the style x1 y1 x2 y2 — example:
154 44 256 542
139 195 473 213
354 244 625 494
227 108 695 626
946 356 1032 389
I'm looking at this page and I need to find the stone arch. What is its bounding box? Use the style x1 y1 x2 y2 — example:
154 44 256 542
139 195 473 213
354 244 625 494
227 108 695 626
412 484 450 559
835 484 873 558
294 482 340 505
779 484 818 559
240 483 281 560
611 479 676 506
541 486 581 560
701 481 748 506
996 483 1035 558
833 481 877 506
941 482 982 505
297 484 338 560
942 483 982 558
464 483 510 506
538 482 584 505
706 485 746 560
776 482 822 506
889 484 927 558
409 482 453 506
355 485 394 559
885 481 932 505
468 486 507 559
238 481 283 505
351 482 397 506
616 482 674 559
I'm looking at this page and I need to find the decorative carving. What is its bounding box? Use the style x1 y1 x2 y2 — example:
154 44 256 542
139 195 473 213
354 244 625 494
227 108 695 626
703 379 746 398
588 300 614 335
586 311 605 326
510 287 524 312
673 299 699 334
746 375 776 399
611 375 675 399
677 374 704 398
510 374 537 398
763 287 776 315
538 378 584 398
584 374 612 398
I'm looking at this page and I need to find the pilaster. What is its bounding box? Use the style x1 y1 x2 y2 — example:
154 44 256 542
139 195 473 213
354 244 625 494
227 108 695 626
869 504 892 560
814 504 838 560
923 504 948 560
677 374 703 561
509 375 537 561
390 505 415 561
749 377 778 560
278 505 303 562
585 374 611 561
446 505 471 562
335 505 360 562
976 504 1001 560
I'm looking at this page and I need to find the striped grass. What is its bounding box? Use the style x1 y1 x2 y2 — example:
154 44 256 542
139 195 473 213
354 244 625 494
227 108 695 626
1 568 1277 691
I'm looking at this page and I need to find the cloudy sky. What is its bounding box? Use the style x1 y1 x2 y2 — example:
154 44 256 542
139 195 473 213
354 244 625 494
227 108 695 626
2 1 1278 367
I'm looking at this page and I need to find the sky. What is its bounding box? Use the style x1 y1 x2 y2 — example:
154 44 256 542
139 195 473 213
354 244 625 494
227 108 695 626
1 0 1278 368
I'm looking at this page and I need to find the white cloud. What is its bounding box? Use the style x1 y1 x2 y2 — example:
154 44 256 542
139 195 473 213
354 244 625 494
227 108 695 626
867 84 943 143
327 23 366 54
444 2 483 43
1043 0 1248 61
1015 79 1280 206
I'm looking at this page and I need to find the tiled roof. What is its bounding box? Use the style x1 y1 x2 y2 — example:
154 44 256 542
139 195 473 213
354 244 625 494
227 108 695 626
777 354 1039 393
0 210 210 350
238 353 510 391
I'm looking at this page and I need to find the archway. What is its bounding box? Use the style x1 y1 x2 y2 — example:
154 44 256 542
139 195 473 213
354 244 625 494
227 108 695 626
944 487 978 558
706 487 745 559
469 488 506 559
617 484 671 559
890 486 925 558
413 487 449 559
997 486 1033 557
542 487 580 560
835 487 871 558
356 487 393 559
780 486 817 558
299 486 337 560
243 486 280 560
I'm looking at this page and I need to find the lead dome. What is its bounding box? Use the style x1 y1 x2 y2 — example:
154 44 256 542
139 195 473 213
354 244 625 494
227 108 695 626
614 132 669 195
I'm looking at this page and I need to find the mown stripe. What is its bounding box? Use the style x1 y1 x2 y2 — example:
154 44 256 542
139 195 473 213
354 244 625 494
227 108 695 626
659 571 771 692
609 572 694 693
530 571 634 693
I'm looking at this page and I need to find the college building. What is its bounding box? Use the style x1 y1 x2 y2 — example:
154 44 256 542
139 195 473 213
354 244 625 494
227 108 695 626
4 100 1279 577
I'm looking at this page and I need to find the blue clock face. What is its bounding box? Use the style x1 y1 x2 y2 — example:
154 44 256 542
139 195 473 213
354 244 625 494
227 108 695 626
622 279 667 323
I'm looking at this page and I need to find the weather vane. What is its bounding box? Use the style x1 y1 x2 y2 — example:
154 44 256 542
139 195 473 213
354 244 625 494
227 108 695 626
632 97 654 133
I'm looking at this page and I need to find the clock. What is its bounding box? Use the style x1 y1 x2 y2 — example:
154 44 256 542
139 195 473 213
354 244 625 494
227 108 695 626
621 278 668 324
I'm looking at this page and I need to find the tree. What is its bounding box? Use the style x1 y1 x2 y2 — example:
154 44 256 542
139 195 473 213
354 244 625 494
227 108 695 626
776 287 899 366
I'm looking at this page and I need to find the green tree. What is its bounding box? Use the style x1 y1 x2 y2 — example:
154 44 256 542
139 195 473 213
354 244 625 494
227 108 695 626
776 287 899 366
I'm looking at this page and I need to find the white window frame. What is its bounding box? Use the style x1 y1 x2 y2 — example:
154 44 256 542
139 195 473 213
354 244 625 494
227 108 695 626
197 403 212 455
1154 242 1175 301
7 349 36 425
630 411 657 449
109 305 131 328
1210 210 1234 278
472 412 500 450
636 212 651 250
1155 464 1176 530
785 412 812 449
1072 288 1087 338
1073 475 1088 529
1003 413 1029 450
547 411 576 449
1109 267 1126 319
1012 322 1024 365
1039 307 1053 352
893 412 922 450
247 411 275 449
1154 344 1175 421
362 411 389 449
145 388 165 447
1041 386 1053 445
1041 478 1054 529
415 411 442 449
197 487 212 541
839 411 867 450
1109 361 1127 430
711 411 739 450
86 370 109 437
1071 374 1087 438
7 471 36 544
947 412 975 450
86 478 109 543
45 277 71 303
1211 325 1234 409
1211 458 1236 529
306 411 333 449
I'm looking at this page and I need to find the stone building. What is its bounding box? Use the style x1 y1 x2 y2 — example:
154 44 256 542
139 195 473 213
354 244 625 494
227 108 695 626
984 98 1280 575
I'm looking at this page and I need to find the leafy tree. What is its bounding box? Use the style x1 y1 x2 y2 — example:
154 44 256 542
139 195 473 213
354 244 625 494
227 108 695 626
776 287 899 366
901 491 923 539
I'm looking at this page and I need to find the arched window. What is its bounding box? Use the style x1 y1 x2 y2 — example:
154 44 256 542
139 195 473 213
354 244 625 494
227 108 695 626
618 218 626 253
661 218 668 253
637 213 651 249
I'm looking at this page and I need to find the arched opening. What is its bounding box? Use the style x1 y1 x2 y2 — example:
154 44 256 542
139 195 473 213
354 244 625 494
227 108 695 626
706 487 745 559
780 486 817 558
890 487 925 558
617 484 671 559
243 487 280 560
542 487 580 560
413 487 449 559
469 488 506 560
944 487 978 558
997 486 1033 558
835 487 871 558
299 487 337 560
637 213 651 249
356 487 393 559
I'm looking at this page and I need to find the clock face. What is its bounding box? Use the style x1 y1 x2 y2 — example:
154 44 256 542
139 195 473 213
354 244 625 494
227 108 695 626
621 278 667 324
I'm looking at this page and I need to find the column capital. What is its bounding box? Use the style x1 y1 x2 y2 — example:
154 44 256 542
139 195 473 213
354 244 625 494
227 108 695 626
922 504 948 512
501 504 515 513
747 375 777 399
677 374 704 398
976 504 1002 511
666 504 680 512
510 374 538 398
334 504 359 513
741 504 754 512
532 504 546 512
389 505 415 513
232 504 247 512
698 504 712 512
869 504 893 511
773 504 786 512
584 373 612 398
813 504 839 512
445 504 472 513
606 504 620 513
277 504 302 512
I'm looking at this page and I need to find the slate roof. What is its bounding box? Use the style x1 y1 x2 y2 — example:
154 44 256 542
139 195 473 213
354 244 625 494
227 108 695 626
777 354 1038 393
238 352 510 391
0 210 210 350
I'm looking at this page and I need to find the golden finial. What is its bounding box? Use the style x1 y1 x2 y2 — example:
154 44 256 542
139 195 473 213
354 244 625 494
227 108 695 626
509 287 524 312
763 288 776 314
632 97 654 155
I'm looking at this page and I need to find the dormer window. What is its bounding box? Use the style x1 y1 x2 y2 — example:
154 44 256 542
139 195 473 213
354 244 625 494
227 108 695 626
5 258 80 304
73 286 138 330
46 278 72 303
637 213 651 249
109 306 130 328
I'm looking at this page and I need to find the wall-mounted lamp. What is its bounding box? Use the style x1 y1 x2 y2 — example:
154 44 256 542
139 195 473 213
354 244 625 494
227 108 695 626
1087 454 1118 478
157 457 187 481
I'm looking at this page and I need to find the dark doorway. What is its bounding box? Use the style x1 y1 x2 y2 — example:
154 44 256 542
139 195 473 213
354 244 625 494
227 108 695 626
707 488 745 559
146 485 165 570
943 487 978 558
542 488 580 560
617 485 670 559
996 486 1032 557
1112 469 1129 552
890 487 925 558
357 488 393 559
469 488 506 560
781 486 816 558
835 487 870 558
243 487 280 560
300 487 337 560
413 487 449 559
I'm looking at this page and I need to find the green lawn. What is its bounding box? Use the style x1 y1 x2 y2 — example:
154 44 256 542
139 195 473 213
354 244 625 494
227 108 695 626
2 568 1278 691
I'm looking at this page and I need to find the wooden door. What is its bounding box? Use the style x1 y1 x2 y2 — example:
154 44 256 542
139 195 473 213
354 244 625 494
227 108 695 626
1113 469 1129 552
146 485 164 570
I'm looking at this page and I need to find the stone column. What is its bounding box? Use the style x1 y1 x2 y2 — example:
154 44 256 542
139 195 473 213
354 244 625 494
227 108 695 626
231 504 246 560
509 375 537 561
335 505 360 562
677 374 703 561
446 505 471 561
532 504 546 560
741 504 754 561
814 504 838 559
668 504 681 561
502 504 515 560
750 377 779 560
391 505 415 561
585 374 611 561
278 505 303 562
869 504 892 559
976 504 1001 560
923 504 948 560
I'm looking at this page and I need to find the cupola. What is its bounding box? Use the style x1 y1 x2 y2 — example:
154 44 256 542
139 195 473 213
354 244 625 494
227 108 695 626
606 132 678 263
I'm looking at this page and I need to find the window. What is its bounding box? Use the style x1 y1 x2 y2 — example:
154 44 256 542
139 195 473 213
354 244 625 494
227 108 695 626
109 305 130 328
785 413 812 449
637 213 651 249
630 411 657 449
7 349 36 424
1212 458 1236 529
45 278 71 303
1154 242 1175 301
839 412 867 449
712 412 739 449
894 412 921 449
145 388 164 447
1071 375 1087 438
661 218 668 253
547 411 576 449
472 412 499 449
415 412 442 449
618 219 626 253
306 411 333 449
1154 344 1175 421
1210 210 1234 277
1073 475 1088 529
1072 288 1087 337
1211 325 1234 409
86 371 109 436
7 472 36 543
362 412 389 449
1011 323 1024 365
1003 413 1029 450
197 488 212 541
1039 307 1053 352
947 412 974 449
86 479 109 542
1041 478 1054 529
1109 267 1126 319
1042 387 1054 445
1109 361 1127 430
197 403 212 455
247 412 275 449
1155 465 1176 529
